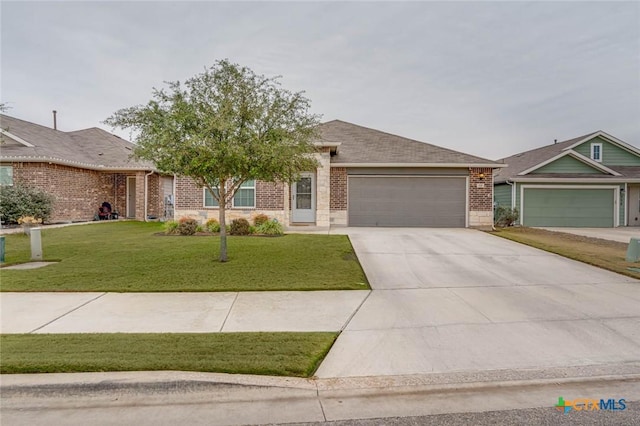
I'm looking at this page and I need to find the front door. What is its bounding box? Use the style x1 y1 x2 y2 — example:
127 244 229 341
126 177 136 218
292 173 315 223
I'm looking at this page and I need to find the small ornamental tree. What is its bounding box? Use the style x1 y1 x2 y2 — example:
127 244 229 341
105 60 320 261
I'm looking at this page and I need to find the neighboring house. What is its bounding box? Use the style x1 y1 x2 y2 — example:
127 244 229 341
0 114 173 223
175 120 504 228
494 131 640 228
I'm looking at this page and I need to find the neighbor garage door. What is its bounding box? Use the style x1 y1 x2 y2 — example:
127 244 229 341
522 187 615 227
348 176 466 227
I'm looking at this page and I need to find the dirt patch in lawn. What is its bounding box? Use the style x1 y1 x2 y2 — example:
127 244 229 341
489 227 640 280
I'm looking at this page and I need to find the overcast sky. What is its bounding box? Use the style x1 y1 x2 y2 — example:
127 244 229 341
2 1 638 159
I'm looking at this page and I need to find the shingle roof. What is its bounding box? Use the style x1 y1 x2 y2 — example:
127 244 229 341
493 131 603 183
0 114 153 170
317 120 500 166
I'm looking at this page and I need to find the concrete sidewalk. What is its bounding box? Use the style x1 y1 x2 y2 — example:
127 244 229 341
0 291 369 334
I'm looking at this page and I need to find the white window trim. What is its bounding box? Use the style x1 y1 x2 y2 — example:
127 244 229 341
591 143 603 162
202 180 256 209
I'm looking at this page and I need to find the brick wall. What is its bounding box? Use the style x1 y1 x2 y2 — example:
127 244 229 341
176 177 285 210
10 163 164 223
469 168 493 211
330 167 347 210
256 181 284 209
147 173 161 218
13 162 110 222
175 176 203 209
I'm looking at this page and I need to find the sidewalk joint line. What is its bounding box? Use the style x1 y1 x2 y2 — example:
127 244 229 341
219 292 239 332
340 290 372 331
316 384 327 422
29 292 108 334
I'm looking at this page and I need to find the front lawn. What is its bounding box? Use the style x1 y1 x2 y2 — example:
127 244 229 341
490 227 640 279
0 332 337 377
0 222 369 292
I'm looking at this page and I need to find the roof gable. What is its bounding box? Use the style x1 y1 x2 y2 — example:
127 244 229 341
494 131 640 182
570 135 640 166
562 131 640 156
318 120 502 167
527 152 609 175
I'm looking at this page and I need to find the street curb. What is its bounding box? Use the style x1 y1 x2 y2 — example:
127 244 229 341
2 366 640 399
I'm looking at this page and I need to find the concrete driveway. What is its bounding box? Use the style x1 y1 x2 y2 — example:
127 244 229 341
317 228 640 378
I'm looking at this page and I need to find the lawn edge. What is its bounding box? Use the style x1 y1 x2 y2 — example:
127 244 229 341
486 228 640 280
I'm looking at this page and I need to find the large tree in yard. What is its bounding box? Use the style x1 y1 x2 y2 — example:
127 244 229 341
105 60 320 262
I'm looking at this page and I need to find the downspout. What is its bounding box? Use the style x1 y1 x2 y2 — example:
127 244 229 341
491 171 496 231
144 170 154 222
172 174 177 220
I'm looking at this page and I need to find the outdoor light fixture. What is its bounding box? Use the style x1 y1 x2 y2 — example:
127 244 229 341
478 173 485 180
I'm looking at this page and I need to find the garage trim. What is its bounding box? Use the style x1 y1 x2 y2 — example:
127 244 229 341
519 184 620 227
347 175 469 227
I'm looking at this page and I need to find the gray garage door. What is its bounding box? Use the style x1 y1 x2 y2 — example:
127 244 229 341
522 188 615 227
348 176 466 227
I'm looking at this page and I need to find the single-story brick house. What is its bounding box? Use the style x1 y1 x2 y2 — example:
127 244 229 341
0 114 173 223
175 120 504 228
494 131 640 227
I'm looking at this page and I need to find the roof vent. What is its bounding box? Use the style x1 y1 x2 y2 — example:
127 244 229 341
554 139 557 144
52 110 57 130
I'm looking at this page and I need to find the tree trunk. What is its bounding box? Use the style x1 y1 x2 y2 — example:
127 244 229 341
219 202 228 262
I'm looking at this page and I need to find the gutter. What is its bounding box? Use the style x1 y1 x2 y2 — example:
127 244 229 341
331 163 507 168
510 177 640 184
0 156 158 173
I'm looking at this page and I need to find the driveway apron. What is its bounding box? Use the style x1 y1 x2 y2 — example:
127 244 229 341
316 228 640 378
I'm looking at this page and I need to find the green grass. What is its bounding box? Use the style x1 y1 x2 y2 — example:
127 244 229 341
0 332 338 376
0 222 369 292
490 227 640 280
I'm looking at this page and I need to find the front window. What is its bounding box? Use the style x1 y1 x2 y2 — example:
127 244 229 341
233 180 255 208
204 187 220 207
591 143 602 162
203 179 255 208
0 165 13 186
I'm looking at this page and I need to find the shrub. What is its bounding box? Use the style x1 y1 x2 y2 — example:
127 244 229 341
195 224 205 233
205 218 221 233
0 185 54 224
177 217 198 235
256 219 284 236
229 218 251 235
252 213 269 227
163 220 179 235
494 206 519 227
